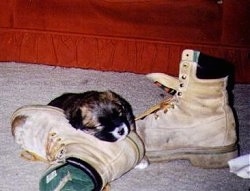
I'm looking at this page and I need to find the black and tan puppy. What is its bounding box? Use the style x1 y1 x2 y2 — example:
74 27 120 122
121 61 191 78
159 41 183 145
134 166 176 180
48 90 135 142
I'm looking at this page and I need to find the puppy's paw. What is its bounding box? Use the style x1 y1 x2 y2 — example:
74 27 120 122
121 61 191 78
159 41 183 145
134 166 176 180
134 156 149 170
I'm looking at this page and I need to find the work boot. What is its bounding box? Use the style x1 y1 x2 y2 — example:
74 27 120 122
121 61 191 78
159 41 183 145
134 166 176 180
136 49 238 168
11 105 145 190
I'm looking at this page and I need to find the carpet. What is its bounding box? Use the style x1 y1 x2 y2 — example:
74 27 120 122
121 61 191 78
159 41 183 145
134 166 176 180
0 62 249 191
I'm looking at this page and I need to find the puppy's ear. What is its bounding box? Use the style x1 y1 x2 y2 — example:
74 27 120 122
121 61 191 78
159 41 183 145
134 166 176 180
105 90 123 106
104 90 115 100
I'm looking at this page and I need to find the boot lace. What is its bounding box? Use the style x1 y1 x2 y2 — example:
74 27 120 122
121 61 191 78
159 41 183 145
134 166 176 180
135 97 175 120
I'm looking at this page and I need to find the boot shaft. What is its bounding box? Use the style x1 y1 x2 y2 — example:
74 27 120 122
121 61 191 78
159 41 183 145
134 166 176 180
174 50 234 117
179 50 230 97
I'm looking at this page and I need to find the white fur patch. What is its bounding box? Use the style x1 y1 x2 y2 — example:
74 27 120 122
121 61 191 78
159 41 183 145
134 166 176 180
111 123 129 141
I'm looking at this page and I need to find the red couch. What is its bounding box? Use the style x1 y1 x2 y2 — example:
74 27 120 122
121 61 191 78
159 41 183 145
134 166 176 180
0 0 249 82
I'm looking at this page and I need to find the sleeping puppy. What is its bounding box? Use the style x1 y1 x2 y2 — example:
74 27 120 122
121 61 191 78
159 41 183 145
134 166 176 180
48 90 135 142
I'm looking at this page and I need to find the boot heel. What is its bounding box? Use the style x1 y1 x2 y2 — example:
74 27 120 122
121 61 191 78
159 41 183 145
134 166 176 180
189 149 238 169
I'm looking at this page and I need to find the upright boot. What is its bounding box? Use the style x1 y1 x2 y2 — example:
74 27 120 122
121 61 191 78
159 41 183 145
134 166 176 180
136 49 238 168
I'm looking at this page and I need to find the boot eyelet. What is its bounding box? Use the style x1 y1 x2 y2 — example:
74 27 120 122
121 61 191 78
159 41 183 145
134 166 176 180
180 83 184 87
154 114 159 120
183 63 189 67
177 92 182 96
50 132 56 137
181 75 187 80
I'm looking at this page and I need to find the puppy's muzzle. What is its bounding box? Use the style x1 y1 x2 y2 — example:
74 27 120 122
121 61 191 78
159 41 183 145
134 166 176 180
111 123 129 141
94 123 130 142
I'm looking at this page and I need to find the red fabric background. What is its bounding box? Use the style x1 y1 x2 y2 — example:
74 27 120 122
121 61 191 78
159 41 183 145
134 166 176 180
0 0 249 82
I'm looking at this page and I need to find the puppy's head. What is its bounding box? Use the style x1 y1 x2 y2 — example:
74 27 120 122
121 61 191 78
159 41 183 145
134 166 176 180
49 91 135 142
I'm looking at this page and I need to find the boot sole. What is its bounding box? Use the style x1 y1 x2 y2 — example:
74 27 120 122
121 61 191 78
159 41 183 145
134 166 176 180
146 144 238 169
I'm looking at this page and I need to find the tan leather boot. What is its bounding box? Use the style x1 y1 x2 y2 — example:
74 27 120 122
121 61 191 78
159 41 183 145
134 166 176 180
136 49 238 168
11 105 145 190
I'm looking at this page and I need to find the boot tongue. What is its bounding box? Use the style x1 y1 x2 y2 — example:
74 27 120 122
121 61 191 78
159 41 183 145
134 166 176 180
196 53 234 79
153 81 177 95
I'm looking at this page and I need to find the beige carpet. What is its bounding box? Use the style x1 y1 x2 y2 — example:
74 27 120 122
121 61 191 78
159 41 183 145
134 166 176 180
1 62 249 191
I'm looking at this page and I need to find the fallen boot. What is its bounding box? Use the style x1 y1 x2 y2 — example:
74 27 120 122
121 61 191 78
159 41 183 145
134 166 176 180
11 105 145 190
136 49 238 168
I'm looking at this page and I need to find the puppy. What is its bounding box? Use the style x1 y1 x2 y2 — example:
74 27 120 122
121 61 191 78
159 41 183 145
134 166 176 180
48 90 135 142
